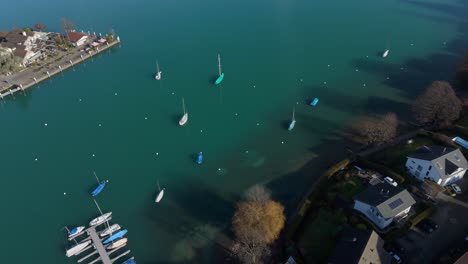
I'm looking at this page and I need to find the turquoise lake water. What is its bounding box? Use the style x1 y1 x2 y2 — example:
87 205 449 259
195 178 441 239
1 0 467 263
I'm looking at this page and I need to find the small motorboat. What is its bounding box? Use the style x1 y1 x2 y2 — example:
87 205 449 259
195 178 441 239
106 238 128 250
68 226 85 237
103 229 128 244
155 181 165 203
215 54 224 85
89 212 112 226
310 98 319 106
155 61 162 80
100 224 121 237
66 240 91 257
382 49 390 58
122 257 136 264
196 152 203 164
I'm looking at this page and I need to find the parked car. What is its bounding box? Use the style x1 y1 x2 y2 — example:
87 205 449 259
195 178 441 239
417 222 434 234
384 177 398 187
422 218 438 230
389 251 402 264
451 184 462 194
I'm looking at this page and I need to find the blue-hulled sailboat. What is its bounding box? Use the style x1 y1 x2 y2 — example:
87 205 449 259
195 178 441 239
196 152 203 164
214 54 224 85
91 171 106 197
103 229 128 244
288 107 296 131
122 257 136 264
310 98 319 106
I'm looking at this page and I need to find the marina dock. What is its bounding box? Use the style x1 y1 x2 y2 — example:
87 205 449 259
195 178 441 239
0 37 120 98
87 226 112 264
66 214 133 264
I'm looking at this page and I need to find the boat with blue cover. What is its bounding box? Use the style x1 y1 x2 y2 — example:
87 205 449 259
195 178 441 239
310 98 319 106
453 136 468 149
103 229 128 244
288 107 296 131
196 152 203 164
122 257 136 264
68 226 85 237
215 54 224 85
91 171 107 197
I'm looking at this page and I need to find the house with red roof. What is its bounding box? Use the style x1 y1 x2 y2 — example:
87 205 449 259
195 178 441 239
67 31 88 47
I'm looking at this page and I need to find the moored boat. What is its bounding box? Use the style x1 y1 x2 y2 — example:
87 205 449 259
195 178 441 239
66 240 91 257
68 226 85 237
155 60 162 80
103 229 128 244
122 257 136 264
100 224 121 237
107 237 128 250
382 49 390 58
214 54 224 85
310 98 319 106
90 212 112 226
196 152 203 164
178 97 188 126
288 107 296 131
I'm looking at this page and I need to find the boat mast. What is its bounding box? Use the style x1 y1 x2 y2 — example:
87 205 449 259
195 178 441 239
94 199 111 230
157 180 160 191
217 54 222 76
292 106 295 121
64 226 78 245
156 60 160 73
182 97 186 115
93 171 100 184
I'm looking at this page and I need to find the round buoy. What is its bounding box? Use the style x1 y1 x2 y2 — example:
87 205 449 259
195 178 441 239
281 141 284 144
64 192 67 195
256 123 260 126
200 130 203 133
218 168 221 171
355 69 359 72
79 98 82 102
44 123 48 126
92 154 95 157
156 152 159 156
145 117 148 120
34 158 38 161
115 92 118 96
98 124 102 127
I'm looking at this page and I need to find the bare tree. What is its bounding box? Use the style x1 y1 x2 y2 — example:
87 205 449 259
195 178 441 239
413 81 461 126
231 190 285 264
60 18 75 33
34 23 46 32
352 112 398 145
244 184 271 204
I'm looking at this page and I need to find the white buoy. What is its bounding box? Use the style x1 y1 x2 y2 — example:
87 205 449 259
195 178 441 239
34 158 38 161
98 124 102 127
92 154 95 157
145 117 148 120
355 69 359 72
363 84 366 87
156 152 159 156
200 130 203 133
323 81 327 85
79 98 82 102
44 123 48 126
281 141 284 144
235 113 238 116
218 168 221 171
64 192 67 195
256 123 260 126
114 92 118 95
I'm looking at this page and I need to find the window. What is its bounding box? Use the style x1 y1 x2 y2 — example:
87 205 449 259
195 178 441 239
415 171 421 177
408 166 414 170
428 165 432 171
417 165 423 171
411 160 416 164
426 171 430 176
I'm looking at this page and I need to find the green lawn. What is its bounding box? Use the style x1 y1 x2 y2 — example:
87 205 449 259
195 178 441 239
332 177 364 202
295 209 347 264
371 135 436 174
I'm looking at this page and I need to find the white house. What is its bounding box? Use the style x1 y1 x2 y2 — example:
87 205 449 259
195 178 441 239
67 31 88 47
354 182 416 230
405 145 467 186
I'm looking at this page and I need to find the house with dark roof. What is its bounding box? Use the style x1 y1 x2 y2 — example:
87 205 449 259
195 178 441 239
405 145 467 186
328 228 391 264
67 31 88 47
353 182 416 229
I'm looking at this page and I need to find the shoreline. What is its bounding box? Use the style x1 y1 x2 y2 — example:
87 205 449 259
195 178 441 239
0 38 120 99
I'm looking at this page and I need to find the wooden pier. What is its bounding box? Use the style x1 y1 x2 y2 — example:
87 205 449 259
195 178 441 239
87 226 112 264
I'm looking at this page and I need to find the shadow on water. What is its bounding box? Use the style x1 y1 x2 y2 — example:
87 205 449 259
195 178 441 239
209 75 218 85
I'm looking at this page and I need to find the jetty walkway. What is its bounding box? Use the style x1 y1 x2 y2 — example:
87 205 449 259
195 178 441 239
0 37 120 98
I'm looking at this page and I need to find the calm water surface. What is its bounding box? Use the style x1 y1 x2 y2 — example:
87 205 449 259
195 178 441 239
1 0 467 263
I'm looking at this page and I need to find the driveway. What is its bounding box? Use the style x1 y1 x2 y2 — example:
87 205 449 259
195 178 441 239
396 191 468 263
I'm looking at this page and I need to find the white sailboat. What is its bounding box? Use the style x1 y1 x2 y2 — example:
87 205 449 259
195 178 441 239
382 49 390 58
155 181 165 203
90 199 112 226
100 224 121 237
155 60 162 80
106 237 128 250
179 97 188 126
66 240 92 257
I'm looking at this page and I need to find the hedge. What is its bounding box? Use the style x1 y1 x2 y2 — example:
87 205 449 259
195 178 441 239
356 157 406 184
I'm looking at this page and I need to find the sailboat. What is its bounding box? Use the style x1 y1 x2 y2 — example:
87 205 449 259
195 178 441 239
122 257 136 264
91 171 106 197
179 97 188 126
100 224 121 237
214 54 224 85
65 240 91 257
103 229 128 244
155 60 162 80
68 226 85 238
310 98 319 106
382 49 390 58
288 107 296 131
196 152 203 164
106 237 128 250
90 199 112 226
155 181 165 203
